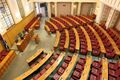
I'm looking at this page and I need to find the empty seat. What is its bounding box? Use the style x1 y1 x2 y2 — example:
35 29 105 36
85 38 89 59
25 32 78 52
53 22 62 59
45 64 51 70
53 54 59 60
72 70 81 79
57 67 65 75
109 62 118 71
33 73 41 80
78 58 86 65
40 69 46 75
62 62 68 69
53 73 60 80
90 74 98 80
92 61 102 69
50 59 55 65
75 64 84 72
91 68 100 76
64 56 72 63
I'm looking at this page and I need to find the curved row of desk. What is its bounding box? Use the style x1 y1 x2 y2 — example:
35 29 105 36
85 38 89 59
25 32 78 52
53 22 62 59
15 48 119 80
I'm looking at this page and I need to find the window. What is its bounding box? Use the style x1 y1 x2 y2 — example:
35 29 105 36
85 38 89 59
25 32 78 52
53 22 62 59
0 0 14 34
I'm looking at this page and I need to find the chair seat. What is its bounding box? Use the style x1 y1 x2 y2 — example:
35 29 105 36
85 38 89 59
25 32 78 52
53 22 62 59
91 68 100 76
90 74 98 80
62 62 68 69
108 62 118 71
53 54 59 60
69 47 75 52
53 73 60 80
45 64 51 70
72 70 81 79
57 67 65 75
64 56 72 63
40 69 47 75
50 59 55 65
80 48 87 55
109 75 117 80
75 64 84 71
78 58 86 65
106 52 115 58
109 69 118 78
33 73 41 80
60 46 65 51
92 61 102 69
92 49 100 56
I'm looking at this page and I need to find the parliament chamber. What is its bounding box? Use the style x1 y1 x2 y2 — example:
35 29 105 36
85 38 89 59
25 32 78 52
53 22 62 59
0 0 120 80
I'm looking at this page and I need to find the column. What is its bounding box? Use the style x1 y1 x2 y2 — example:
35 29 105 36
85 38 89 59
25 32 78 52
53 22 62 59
54 2 57 17
105 9 119 28
77 2 81 15
71 2 74 15
95 2 104 24
47 2 51 18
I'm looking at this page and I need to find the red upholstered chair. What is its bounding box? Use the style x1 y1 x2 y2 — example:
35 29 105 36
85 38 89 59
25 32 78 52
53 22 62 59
90 74 99 80
37 58 42 62
78 58 86 65
40 69 47 75
59 42 65 46
109 75 117 80
61 40 65 43
64 56 72 63
72 70 81 79
41 54 46 59
45 64 51 70
91 68 100 76
106 52 115 59
53 73 60 80
80 48 87 55
50 59 55 65
69 47 75 53
53 54 59 60
92 61 102 69
109 62 118 71
75 64 84 72
92 49 100 56
57 67 65 75
62 62 68 69
33 73 41 80
59 46 65 51
70 44 75 47
108 69 118 78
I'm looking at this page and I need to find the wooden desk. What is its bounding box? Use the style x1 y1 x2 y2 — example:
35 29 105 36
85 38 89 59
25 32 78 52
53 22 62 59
51 18 66 29
26 48 44 63
54 31 61 49
16 33 31 52
38 52 65 80
73 16 86 24
47 20 58 30
59 17 73 26
81 15 93 23
96 24 120 55
102 58 108 80
59 53 78 80
0 50 16 77
80 56 92 80
110 29 120 40
44 25 50 34
66 16 80 25
30 18 40 29
88 25 106 53
15 51 53 80
73 28 80 50
80 26 92 51
64 29 69 49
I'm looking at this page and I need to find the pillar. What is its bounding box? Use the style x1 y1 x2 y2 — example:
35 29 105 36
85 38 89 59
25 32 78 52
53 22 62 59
105 9 119 28
95 2 104 24
77 2 81 16
71 2 74 15
55 2 57 16
47 2 51 18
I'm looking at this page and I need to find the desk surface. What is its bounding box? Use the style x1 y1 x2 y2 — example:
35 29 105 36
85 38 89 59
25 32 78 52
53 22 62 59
88 25 106 53
80 56 92 80
102 58 108 80
73 28 80 50
64 29 69 49
80 26 92 51
66 16 80 25
45 25 50 32
15 51 53 80
54 31 61 48
59 53 78 80
81 15 93 23
47 20 58 30
73 16 86 24
38 52 65 80
96 24 120 55
59 17 73 26
26 48 44 63
51 18 66 28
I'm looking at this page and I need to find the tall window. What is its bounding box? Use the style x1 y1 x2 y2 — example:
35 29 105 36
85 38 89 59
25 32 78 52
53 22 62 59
0 0 14 34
